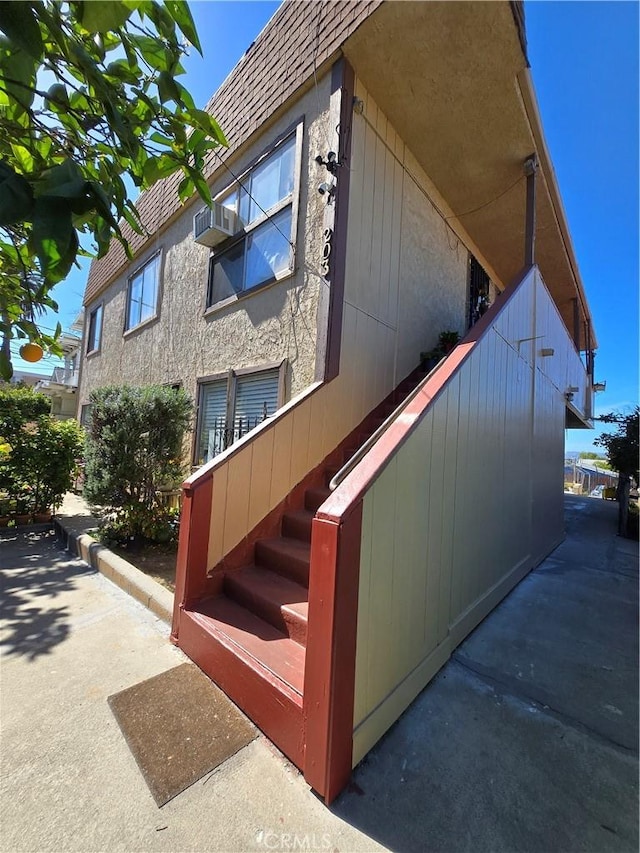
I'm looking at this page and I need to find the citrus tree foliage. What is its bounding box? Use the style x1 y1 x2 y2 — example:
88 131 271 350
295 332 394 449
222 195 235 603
594 407 639 482
83 384 192 514
0 0 226 379
0 384 84 512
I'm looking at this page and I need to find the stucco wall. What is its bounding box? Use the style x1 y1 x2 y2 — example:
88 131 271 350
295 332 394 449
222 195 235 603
79 75 332 425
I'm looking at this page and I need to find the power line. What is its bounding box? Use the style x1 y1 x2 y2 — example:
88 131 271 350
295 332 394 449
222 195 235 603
211 148 295 249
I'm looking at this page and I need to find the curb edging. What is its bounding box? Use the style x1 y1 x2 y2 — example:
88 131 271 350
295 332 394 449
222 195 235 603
54 518 174 624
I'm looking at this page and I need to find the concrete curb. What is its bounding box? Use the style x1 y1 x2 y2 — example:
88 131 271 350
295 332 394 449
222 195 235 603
54 518 174 624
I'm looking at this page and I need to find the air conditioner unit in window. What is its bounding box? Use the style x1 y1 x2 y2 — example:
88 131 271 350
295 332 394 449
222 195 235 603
193 202 237 247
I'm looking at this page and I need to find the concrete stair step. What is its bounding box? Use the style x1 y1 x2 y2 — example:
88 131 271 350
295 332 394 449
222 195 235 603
224 566 308 646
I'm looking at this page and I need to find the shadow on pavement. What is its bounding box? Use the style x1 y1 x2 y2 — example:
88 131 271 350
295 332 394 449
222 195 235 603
0 528 95 660
329 495 639 853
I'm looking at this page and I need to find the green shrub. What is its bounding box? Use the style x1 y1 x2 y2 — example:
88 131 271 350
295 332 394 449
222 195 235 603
84 385 192 545
0 385 84 513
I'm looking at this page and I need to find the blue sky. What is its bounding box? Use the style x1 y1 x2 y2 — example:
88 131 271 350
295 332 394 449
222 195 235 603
17 1 638 454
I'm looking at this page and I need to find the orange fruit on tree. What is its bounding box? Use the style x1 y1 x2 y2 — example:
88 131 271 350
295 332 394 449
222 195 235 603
19 343 44 363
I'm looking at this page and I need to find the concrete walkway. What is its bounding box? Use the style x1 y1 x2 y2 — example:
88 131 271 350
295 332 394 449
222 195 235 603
1 495 637 852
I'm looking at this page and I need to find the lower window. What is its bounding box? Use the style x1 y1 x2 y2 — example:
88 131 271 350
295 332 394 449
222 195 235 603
196 367 281 464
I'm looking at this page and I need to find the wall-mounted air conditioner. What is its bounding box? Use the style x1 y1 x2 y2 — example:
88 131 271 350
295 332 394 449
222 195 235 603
193 202 237 247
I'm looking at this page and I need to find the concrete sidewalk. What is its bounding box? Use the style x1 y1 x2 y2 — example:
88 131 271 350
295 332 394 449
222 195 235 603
1 495 637 852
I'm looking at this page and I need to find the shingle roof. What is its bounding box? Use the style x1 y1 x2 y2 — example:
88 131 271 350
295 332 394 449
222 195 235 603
83 0 381 306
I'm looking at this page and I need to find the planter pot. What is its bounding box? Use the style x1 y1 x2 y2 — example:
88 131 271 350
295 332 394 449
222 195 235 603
34 511 53 524
14 513 32 526
0 516 9 528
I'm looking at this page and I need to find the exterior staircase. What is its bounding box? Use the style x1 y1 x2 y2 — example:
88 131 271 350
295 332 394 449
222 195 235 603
176 368 428 769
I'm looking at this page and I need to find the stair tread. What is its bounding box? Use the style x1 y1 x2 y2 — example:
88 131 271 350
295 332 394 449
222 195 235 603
193 596 305 695
258 536 311 559
226 565 309 618
284 508 316 523
305 486 331 511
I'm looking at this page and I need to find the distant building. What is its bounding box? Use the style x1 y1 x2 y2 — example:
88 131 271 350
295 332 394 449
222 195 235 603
35 314 83 420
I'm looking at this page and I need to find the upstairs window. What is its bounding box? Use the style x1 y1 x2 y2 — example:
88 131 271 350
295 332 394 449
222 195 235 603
207 129 300 308
126 252 161 331
86 304 102 354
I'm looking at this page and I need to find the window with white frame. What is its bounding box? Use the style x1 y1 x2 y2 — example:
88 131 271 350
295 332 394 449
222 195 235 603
207 131 299 307
86 304 102 353
125 252 161 331
196 367 281 464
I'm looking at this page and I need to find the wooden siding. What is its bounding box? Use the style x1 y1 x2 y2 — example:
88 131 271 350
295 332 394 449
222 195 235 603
351 267 589 764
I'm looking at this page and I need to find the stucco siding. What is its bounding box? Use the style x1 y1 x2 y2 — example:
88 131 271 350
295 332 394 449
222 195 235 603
351 267 584 765
79 76 332 422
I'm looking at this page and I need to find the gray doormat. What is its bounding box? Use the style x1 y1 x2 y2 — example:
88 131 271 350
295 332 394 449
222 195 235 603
108 663 256 806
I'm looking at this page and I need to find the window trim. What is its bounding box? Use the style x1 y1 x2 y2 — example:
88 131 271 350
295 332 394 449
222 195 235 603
123 249 164 335
204 121 303 312
193 361 286 465
86 303 103 356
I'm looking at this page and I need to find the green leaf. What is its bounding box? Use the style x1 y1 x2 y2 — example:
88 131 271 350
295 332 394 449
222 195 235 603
130 34 172 71
164 0 201 54
79 1 134 33
0 162 34 225
187 108 228 146
0 39 37 111
149 131 173 147
0 350 13 382
30 197 78 283
44 82 69 111
0 1 42 59
187 166 211 205
157 70 180 104
177 174 194 202
36 160 86 200
105 58 140 84
10 144 36 175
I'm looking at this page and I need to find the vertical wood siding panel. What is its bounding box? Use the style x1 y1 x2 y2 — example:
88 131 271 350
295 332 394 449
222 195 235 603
424 397 447 653
451 360 471 620
247 429 275 531
353 493 374 728
365 459 398 712
223 449 253 555
379 130 395 328
357 113 377 314
371 115 388 321
408 410 433 666
391 433 426 675
269 416 294 507
438 375 460 642
388 157 404 346
289 399 312 488
306 392 326 472
344 114 365 307
207 465 229 567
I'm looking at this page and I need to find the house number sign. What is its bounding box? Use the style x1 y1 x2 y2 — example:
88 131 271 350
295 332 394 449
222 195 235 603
321 227 333 278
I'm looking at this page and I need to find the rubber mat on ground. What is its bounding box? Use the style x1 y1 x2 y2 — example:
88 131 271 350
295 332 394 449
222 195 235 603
108 662 256 806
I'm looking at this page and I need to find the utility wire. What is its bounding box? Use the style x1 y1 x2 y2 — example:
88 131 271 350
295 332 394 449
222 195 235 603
211 149 295 249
